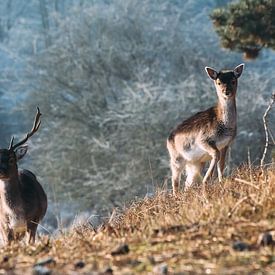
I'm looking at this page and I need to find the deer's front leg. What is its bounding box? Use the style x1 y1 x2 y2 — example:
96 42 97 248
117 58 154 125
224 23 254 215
7 229 15 244
0 229 8 246
219 146 228 175
201 142 221 184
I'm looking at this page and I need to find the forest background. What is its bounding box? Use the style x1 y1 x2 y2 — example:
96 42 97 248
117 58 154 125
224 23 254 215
0 0 274 230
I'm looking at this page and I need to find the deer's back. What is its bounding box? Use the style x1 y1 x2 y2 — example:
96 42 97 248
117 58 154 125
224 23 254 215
168 107 218 142
167 106 236 162
19 169 47 222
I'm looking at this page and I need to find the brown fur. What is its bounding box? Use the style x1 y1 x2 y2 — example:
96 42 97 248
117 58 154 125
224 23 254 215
0 151 47 245
167 64 244 195
0 108 47 245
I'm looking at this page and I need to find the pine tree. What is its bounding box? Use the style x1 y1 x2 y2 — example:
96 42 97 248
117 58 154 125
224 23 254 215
211 0 275 59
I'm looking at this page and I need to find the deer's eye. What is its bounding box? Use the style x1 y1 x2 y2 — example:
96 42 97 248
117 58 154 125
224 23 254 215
217 81 221 85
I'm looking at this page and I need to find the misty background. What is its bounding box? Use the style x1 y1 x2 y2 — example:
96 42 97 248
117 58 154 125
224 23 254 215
0 0 274 231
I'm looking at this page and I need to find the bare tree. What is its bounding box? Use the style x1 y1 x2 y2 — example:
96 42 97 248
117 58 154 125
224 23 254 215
2 0 272 214
39 0 51 47
22 1 271 211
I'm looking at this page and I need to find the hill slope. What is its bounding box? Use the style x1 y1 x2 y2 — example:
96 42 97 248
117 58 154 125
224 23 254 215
0 166 275 274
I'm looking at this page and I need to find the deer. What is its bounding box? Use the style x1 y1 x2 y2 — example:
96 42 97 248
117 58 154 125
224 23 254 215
0 107 47 245
167 64 244 195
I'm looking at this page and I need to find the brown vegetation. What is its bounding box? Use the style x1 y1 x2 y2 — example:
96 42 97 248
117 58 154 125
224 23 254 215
0 166 274 274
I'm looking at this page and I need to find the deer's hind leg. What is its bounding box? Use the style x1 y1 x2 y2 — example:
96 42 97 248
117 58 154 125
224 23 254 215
170 155 185 195
185 162 203 189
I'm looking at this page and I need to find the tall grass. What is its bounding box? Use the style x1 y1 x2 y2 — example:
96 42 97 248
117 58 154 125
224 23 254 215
1 166 274 274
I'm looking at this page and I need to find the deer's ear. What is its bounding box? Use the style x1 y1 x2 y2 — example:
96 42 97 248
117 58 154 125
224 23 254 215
15 145 28 160
205 67 218 80
233 63 244 78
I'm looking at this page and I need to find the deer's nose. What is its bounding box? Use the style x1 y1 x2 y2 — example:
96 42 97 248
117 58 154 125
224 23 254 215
225 90 231 96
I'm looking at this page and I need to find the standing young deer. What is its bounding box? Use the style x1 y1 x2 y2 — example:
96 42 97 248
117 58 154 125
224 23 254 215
0 108 47 245
167 64 244 195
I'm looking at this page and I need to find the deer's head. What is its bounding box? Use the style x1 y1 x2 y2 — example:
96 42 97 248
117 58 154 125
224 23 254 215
0 108 41 180
205 64 244 99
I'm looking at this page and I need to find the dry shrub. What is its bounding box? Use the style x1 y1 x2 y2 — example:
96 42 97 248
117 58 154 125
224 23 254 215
103 166 275 238
0 166 274 274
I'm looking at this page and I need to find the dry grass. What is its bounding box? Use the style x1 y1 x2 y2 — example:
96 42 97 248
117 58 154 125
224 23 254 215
0 166 275 274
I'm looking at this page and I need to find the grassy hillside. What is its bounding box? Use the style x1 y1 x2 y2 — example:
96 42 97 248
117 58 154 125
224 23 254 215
0 166 275 274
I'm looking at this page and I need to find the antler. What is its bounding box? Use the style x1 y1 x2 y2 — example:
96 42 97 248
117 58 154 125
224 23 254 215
9 107 42 150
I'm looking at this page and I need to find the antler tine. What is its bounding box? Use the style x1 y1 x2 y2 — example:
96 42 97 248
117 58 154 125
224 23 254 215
11 107 42 150
8 136 15 150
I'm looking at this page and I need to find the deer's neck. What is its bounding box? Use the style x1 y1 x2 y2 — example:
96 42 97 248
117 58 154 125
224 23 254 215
216 97 237 127
0 175 22 206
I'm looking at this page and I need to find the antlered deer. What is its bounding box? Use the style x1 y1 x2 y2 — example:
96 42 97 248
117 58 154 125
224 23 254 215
167 64 244 195
0 108 47 245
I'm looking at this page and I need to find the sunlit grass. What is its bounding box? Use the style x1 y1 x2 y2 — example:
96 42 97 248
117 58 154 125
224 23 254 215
0 165 274 274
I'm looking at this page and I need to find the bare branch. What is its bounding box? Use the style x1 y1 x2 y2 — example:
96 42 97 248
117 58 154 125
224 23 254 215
260 92 275 169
